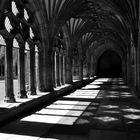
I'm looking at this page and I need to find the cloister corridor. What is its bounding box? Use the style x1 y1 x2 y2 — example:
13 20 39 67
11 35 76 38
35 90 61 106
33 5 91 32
0 0 140 139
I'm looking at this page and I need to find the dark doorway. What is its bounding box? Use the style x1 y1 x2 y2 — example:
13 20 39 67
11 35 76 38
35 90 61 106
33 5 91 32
96 50 122 78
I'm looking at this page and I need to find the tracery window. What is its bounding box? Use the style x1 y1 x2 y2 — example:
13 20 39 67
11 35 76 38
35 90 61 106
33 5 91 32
11 1 19 16
29 27 34 39
0 35 6 46
4 16 13 33
24 9 29 21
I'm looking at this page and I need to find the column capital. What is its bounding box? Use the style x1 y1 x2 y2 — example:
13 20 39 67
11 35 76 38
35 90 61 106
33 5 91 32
27 38 35 50
0 29 13 41
55 47 60 54
16 34 25 48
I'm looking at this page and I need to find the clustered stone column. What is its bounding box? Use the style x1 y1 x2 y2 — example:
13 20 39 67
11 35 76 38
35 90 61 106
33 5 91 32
62 50 66 85
18 41 27 98
53 49 57 88
56 48 61 86
54 48 66 87
65 49 73 84
79 54 83 81
28 39 36 95
4 38 16 102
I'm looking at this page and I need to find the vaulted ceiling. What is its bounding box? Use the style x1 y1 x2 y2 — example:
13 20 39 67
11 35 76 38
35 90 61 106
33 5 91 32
0 0 139 53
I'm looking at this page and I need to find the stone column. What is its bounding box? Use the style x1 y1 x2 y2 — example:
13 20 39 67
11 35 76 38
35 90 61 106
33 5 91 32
4 38 16 102
126 48 131 85
87 55 91 79
134 47 137 89
35 47 39 91
135 47 139 90
37 42 44 91
65 50 73 84
53 50 57 87
25 50 30 92
18 42 27 98
79 59 83 81
28 39 36 95
60 49 64 85
90 56 94 77
29 41 36 95
56 49 61 86
62 51 66 85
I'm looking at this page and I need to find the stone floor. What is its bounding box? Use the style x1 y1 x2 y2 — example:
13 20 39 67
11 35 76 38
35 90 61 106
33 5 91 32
0 78 140 140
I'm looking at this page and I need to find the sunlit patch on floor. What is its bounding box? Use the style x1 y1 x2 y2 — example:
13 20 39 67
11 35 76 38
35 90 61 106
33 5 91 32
21 114 78 125
82 111 94 116
75 118 90 124
94 116 119 122
36 108 83 117
100 105 119 109
54 100 90 106
82 85 101 89
124 114 140 120
122 108 140 113
102 110 120 114
0 133 40 140
64 89 100 99
45 104 88 110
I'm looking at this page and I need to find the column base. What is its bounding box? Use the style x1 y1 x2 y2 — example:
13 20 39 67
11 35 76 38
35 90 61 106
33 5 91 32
29 88 37 95
18 90 28 98
39 87 54 92
53 83 57 88
4 96 16 103
61 79 65 85
66 81 73 84
57 82 61 87
61 82 65 85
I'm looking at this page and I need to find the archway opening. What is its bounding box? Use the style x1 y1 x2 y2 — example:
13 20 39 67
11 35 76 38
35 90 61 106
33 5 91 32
96 50 122 78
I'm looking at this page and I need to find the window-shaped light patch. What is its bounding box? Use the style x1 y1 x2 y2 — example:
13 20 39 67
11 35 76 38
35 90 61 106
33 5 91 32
0 34 6 45
13 38 19 48
5 17 13 33
11 1 19 16
29 27 34 39
24 9 29 21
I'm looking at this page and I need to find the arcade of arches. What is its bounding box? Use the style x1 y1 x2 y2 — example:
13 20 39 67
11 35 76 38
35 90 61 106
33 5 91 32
0 0 139 102
0 0 140 138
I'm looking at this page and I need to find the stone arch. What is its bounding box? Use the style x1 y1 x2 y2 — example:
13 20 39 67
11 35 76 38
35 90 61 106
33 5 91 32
97 50 122 77
92 42 126 78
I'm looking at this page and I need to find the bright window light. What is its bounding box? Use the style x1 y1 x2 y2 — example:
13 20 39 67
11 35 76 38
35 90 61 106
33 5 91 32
24 9 29 21
0 34 6 45
13 38 19 48
5 17 13 33
11 1 19 16
25 42 30 50
30 27 34 39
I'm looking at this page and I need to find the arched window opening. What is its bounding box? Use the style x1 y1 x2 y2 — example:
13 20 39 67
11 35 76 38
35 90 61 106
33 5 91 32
0 35 6 46
11 1 19 16
5 16 13 33
96 50 122 78
24 8 29 21
29 27 34 39
13 38 19 48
